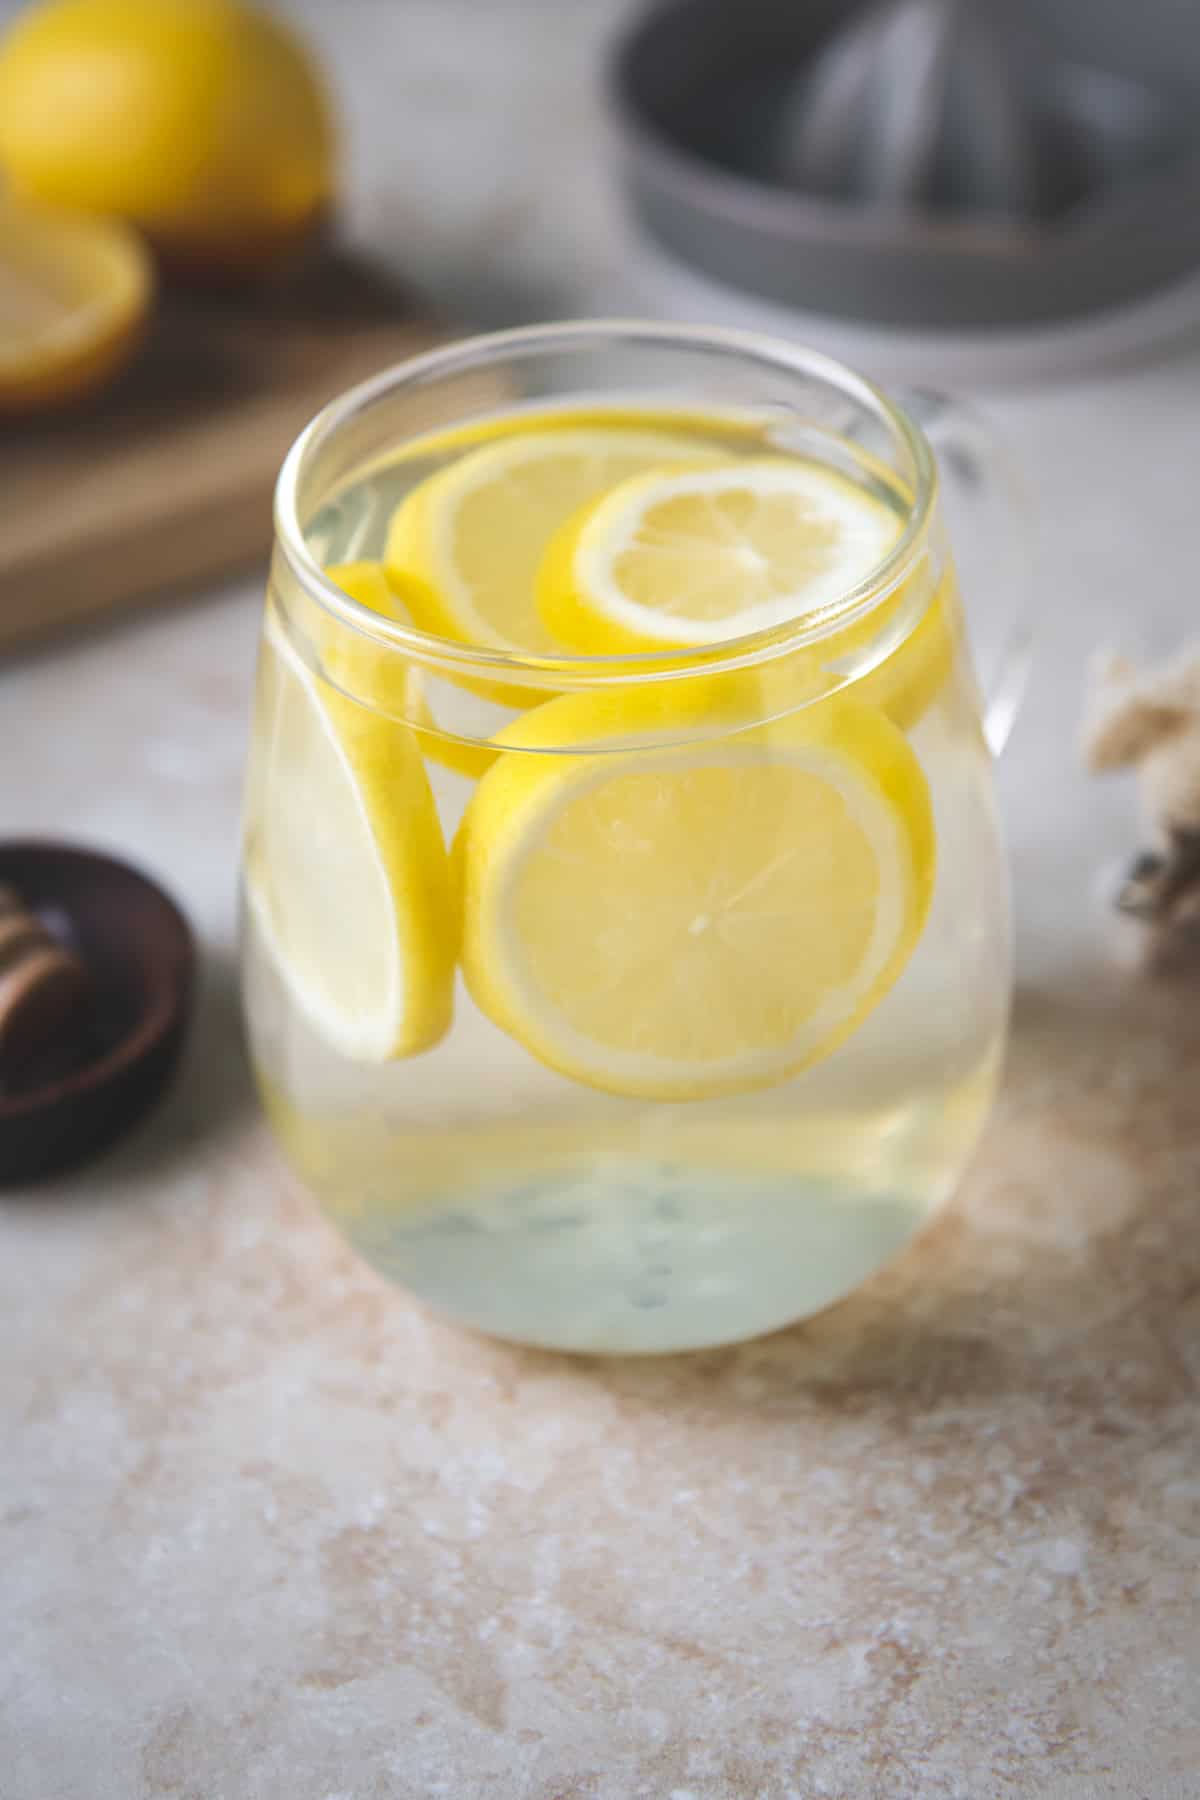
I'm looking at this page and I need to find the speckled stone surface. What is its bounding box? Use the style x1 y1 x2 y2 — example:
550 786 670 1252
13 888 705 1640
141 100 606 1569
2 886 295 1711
4 4 1200 1796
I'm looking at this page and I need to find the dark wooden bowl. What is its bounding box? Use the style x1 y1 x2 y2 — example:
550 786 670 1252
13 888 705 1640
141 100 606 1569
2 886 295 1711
0 842 194 1184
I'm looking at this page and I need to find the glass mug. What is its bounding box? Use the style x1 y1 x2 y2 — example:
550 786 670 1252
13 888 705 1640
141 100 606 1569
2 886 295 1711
241 322 1029 1354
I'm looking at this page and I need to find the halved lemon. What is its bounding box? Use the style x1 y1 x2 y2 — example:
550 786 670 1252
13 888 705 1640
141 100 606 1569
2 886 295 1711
383 423 720 664
0 0 335 277
457 687 935 1101
0 193 152 413
244 613 455 1062
538 458 903 655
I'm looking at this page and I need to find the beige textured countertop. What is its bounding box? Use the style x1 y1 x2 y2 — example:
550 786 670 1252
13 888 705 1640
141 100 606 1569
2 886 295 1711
4 3 1200 1795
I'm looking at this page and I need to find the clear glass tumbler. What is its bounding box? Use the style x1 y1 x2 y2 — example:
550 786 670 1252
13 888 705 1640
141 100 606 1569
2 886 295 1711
241 322 1025 1353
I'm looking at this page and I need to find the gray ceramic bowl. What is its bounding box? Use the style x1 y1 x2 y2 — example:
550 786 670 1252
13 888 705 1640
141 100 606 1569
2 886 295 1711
610 0 1200 330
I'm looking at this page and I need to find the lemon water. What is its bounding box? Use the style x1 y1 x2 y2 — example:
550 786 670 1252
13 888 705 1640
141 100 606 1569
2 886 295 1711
243 410 1011 1353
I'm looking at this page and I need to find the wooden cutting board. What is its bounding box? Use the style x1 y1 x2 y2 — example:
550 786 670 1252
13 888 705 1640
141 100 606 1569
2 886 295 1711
0 252 449 655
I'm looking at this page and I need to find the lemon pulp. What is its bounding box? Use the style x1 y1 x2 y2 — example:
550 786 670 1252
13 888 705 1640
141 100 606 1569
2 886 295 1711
539 458 903 652
384 425 721 659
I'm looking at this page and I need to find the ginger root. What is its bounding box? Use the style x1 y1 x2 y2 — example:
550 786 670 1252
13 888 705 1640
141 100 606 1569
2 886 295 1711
1083 648 1200 960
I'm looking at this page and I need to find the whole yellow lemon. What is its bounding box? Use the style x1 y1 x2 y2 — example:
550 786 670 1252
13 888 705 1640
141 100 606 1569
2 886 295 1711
0 0 337 275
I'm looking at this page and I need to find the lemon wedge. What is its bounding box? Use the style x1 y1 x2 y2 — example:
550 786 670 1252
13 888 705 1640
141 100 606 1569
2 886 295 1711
538 458 903 655
244 613 455 1062
0 193 151 413
384 424 720 661
457 687 935 1101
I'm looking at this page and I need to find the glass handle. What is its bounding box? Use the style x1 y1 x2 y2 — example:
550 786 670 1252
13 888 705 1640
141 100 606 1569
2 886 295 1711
901 388 1035 756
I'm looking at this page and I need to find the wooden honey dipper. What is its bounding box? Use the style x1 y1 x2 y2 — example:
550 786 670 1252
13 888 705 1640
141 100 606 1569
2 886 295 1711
0 881 92 1086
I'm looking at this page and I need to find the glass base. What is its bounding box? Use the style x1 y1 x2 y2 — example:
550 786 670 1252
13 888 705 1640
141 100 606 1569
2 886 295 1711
337 1155 936 1354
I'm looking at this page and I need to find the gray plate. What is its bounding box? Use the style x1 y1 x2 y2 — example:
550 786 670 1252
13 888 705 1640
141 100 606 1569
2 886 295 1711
610 0 1200 330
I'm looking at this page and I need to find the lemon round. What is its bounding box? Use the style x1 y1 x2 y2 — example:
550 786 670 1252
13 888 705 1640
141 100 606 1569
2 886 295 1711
245 615 455 1063
384 424 720 668
0 0 335 275
538 458 903 654
0 193 152 412
538 452 957 731
457 687 935 1101
751 574 961 736
851 578 960 730
321 561 495 781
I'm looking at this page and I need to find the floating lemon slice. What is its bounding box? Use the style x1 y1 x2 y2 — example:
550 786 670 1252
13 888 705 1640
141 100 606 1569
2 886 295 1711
0 193 152 413
750 573 962 736
457 687 935 1101
244 612 455 1062
538 453 958 730
320 561 495 781
851 577 960 730
384 424 720 663
538 458 903 654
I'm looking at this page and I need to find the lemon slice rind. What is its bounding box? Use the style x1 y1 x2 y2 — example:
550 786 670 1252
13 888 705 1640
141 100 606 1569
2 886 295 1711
458 690 934 1102
245 612 455 1063
538 459 903 655
384 425 723 661
320 561 495 781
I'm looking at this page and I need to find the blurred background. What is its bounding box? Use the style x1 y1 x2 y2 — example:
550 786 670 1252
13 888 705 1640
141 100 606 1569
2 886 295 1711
3 0 1199 943
0 0 645 652
203 0 634 330
2 0 1199 943
280 0 634 328
4 0 1199 392
0 0 634 344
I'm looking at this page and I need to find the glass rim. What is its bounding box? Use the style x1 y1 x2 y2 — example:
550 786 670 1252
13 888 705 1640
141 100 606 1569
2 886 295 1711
272 318 938 687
